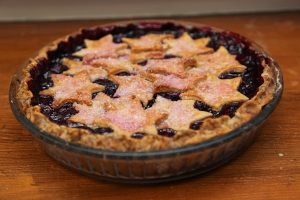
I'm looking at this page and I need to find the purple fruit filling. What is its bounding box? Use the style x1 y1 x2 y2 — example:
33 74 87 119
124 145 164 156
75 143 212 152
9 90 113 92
27 22 267 137
144 92 181 109
218 71 242 79
68 122 113 134
157 91 181 101
163 54 178 59
194 101 242 118
190 120 203 130
91 92 100 99
93 79 118 97
50 63 69 74
131 132 145 139
158 128 176 137
137 60 148 66
115 71 132 76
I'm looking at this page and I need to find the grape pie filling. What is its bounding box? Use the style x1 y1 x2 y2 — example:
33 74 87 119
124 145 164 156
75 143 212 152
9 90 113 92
17 22 276 151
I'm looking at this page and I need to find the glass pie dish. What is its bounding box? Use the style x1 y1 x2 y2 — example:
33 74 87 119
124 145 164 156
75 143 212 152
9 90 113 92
9 20 283 183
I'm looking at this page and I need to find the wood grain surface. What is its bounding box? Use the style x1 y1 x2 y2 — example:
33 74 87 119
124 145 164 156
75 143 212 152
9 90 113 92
0 12 299 200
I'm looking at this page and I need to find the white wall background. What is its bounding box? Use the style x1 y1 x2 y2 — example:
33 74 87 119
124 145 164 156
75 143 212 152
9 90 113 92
0 0 299 21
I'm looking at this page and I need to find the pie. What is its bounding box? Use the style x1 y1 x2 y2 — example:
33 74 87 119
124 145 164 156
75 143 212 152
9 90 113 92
16 21 276 151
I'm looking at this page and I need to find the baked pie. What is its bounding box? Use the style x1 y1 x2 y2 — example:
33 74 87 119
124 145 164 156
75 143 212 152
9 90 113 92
16 21 276 151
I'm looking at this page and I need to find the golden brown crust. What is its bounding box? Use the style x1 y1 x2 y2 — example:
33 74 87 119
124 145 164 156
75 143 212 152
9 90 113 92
16 21 277 152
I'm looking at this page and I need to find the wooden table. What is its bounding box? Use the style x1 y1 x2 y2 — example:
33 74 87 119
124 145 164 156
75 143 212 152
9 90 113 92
1 12 299 200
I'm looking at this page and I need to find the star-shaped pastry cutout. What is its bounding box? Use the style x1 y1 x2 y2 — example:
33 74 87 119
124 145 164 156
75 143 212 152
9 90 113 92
193 46 246 77
73 34 128 58
69 93 111 125
111 75 154 105
144 57 196 78
122 33 173 52
181 77 249 110
147 73 205 92
88 57 141 75
148 96 212 131
40 71 104 107
94 96 164 135
164 32 213 57
62 58 107 81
